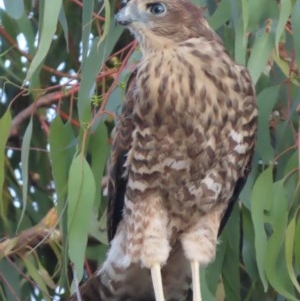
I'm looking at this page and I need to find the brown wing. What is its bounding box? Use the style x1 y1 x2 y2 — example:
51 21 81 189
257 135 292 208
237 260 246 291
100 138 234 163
218 67 257 235
218 161 252 235
107 69 137 242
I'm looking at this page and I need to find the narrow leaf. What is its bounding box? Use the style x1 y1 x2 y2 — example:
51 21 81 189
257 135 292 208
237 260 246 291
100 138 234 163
242 205 260 281
0 110 12 217
201 269 216 301
82 0 94 62
18 118 33 231
25 0 63 81
49 117 76 217
295 217 300 272
67 155 96 282
97 0 111 46
49 117 76 285
272 51 300 86
285 217 300 293
23 255 50 301
247 30 274 84
89 122 109 209
209 0 231 30
251 167 273 290
241 0 249 35
78 21 123 124
291 0 300 71
0 258 21 300
3 0 24 19
264 181 297 301
256 86 280 163
222 203 240 301
229 0 241 29
58 5 69 52
234 19 247 65
276 0 292 56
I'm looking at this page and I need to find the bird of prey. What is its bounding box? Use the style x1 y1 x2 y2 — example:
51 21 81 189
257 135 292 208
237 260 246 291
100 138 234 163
71 0 257 300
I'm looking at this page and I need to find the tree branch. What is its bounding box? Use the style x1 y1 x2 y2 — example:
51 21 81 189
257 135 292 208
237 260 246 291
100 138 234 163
0 208 59 258
9 87 79 137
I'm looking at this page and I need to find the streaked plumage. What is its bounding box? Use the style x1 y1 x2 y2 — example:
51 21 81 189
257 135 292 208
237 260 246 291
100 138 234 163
71 0 257 300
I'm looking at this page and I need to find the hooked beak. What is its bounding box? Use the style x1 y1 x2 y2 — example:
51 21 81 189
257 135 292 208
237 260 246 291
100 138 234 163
115 5 133 26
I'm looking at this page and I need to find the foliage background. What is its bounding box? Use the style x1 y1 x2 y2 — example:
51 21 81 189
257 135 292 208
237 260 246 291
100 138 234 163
0 0 300 300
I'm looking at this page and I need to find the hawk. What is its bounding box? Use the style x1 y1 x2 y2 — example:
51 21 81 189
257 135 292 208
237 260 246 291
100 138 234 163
71 0 257 300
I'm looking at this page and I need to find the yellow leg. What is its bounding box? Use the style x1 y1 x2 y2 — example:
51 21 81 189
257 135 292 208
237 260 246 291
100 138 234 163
151 264 165 301
191 261 202 301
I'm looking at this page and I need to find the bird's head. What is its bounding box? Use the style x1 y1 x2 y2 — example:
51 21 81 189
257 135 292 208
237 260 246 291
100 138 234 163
115 0 214 52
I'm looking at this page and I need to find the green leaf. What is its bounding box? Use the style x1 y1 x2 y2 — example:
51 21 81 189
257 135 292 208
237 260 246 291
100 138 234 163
25 0 63 81
78 21 123 124
241 0 249 35
205 229 227 295
256 86 279 163
272 51 300 85
285 217 300 293
23 255 50 301
58 5 69 52
3 0 24 19
82 0 94 62
291 0 300 71
242 205 259 281
89 122 109 209
222 203 240 301
67 155 96 283
233 0 249 64
16 14 36 54
97 0 111 46
18 118 33 230
295 217 300 273
264 181 297 301
0 258 21 300
0 110 12 218
251 166 273 290
49 117 76 219
234 18 247 65
49 116 76 282
229 0 241 29
247 0 278 31
209 0 231 30
201 268 216 301
86 244 108 264
276 0 292 56
247 30 275 84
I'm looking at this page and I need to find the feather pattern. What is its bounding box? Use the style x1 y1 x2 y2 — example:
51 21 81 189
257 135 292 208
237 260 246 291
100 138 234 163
70 0 257 300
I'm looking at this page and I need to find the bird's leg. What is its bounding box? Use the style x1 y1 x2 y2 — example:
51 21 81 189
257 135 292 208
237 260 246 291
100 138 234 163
135 194 169 301
151 264 165 301
191 260 202 301
181 207 224 301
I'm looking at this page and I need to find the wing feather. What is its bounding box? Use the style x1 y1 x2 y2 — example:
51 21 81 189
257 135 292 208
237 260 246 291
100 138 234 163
107 69 137 242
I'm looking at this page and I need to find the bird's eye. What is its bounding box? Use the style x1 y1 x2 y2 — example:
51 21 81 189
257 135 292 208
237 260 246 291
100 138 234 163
147 3 166 15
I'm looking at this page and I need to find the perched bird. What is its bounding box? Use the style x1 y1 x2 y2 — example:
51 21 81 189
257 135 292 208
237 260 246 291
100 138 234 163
71 0 257 300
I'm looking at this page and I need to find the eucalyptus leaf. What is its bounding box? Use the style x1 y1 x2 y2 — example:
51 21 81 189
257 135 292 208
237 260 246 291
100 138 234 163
67 155 96 283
